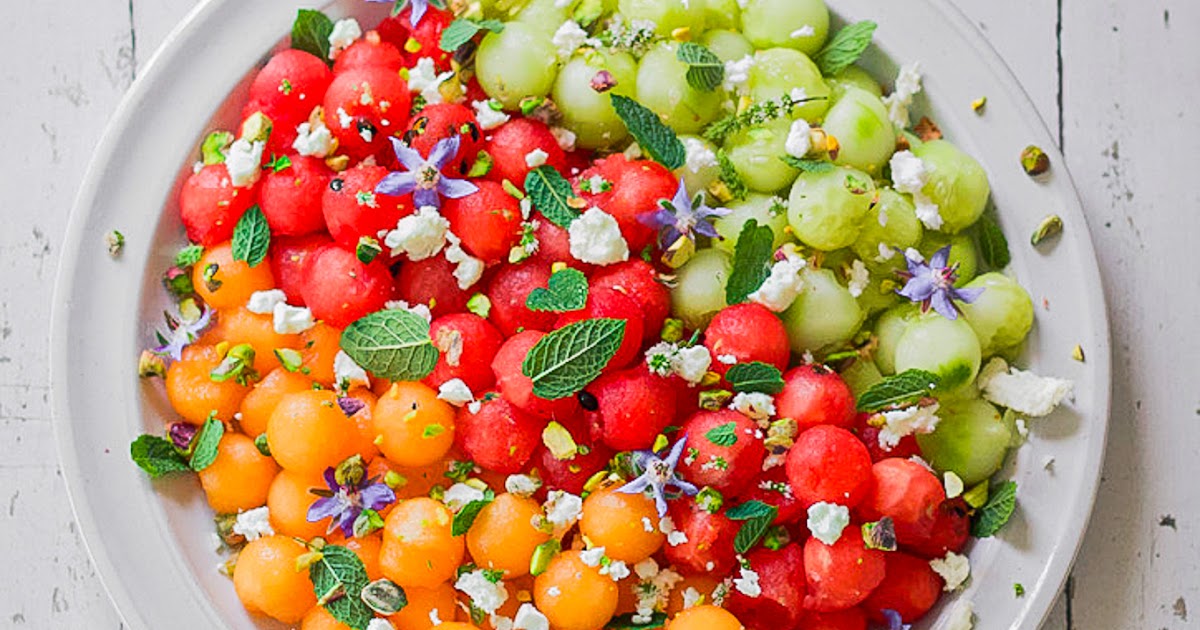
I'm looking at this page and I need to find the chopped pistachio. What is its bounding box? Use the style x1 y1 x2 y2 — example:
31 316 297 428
502 178 525 200
466 293 492 318
1014 582 1026 597
542 421 579 460
1071 344 1086 362
295 550 325 573
695 486 724 513
661 234 696 269
972 96 988 113
356 236 382 264
530 539 561 576
1020 145 1051 176
763 525 791 550
254 433 271 457
962 481 990 509
660 318 685 343
325 155 350 171
274 348 304 373
138 350 167 378
466 150 494 178
652 434 670 453
384 470 406 489
698 389 733 411
105 230 124 257
519 96 546 117
240 112 273 143
361 578 407 615
1031 214 1063 246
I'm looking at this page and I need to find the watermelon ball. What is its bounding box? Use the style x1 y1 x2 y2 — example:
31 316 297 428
861 552 944 624
485 118 567 188
300 243 395 329
179 164 258 246
800 608 869 630
242 49 333 156
676 410 766 497
423 313 504 393
662 496 740 576
786 425 874 509
402 103 484 177
258 155 333 236
900 498 971 560
527 219 588 273
485 261 559 337
803 534 887 612
725 544 808 630
553 287 646 373
734 467 805 525
532 414 614 495
703 303 791 377
575 154 678 253
333 32 405 73
590 260 671 343
441 180 523 265
776 365 858 432
269 233 333 306
322 66 412 163
378 6 455 71
854 412 922 462
493 331 582 421
856 458 946 545
585 367 677 452
322 164 414 249
455 395 544 474
393 254 471 319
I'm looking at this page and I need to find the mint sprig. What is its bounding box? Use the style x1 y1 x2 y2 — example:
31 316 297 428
976 215 1012 269
189 416 224 472
524 165 580 229
439 18 505 52
856 369 941 412
724 219 776 305
972 481 1017 537
521 318 627 400
340 310 440 382
452 489 496 536
610 95 686 170
309 545 374 629
704 422 738 447
527 268 589 313
130 435 190 478
814 21 878 76
291 9 335 64
781 155 835 174
726 361 785 394
676 42 724 92
728 500 779 553
231 205 270 268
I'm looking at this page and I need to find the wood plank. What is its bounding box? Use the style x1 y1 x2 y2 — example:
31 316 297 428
1060 1 1200 629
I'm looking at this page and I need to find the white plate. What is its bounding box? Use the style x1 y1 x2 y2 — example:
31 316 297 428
51 1 1111 628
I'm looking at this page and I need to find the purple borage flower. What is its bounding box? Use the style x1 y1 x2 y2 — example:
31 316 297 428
153 306 213 361
375 136 478 209
640 181 730 249
616 435 699 518
895 245 984 320
366 0 444 28
881 609 912 630
307 467 397 538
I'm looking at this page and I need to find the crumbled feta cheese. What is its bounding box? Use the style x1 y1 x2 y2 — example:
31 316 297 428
914 196 944 230
806 502 850 545
443 483 487 512
437 378 474 407
333 350 371 391
977 358 1074 417
467 400 483 414
544 490 584 527
505 474 541 498
748 247 807 312
909 454 936 474
232 506 274 541
890 150 943 230
789 87 809 103
682 587 703 609
552 20 589 60
634 558 659 579
328 18 363 58
642 516 655 532
568 207 629 265
551 127 577 152
429 609 442 626
791 25 816 38
876 403 941 450
337 107 353 128
601 559 630 581
882 62 924 128
366 619 396 630
659 515 688 546
385 205 450 260
246 289 287 315
579 546 606 567
930 551 971 591
455 569 509 615
445 232 486 289
525 148 550 168
293 119 334 157
733 568 761 597
716 353 737 365
723 55 755 95
385 299 433 322
273 303 315 334
682 137 718 174
876 242 897 262
846 259 870 298
730 392 776 421
644 342 713 385
520 197 534 220
408 57 455 105
512 603 550 630
945 599 975 630
473 99 511 130
785 119 813 158
225 138 265 188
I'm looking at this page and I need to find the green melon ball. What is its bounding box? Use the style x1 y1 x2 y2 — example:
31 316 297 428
912 139 991 234
741 0 829 55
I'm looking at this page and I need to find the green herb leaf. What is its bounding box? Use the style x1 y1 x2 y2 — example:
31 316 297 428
189 416 225 472
309 545 374 629
175 244 204 268
526 268 589 313
452 490 496 536
201 131 233 165
781 155 836 174
524 165 580 229
971 480 1017 537
716 149 748 200
291 9 335 64
340 309 439 382
606 612 667 629
266 154 293 173
129 435 190 478
610 94 686 170
676 42 724 92
976 215 1012 269
521 318 627 400
725 219 776 305
439 18 505 53
725 361 785 394
704 422 739 447
726 499 776 521
356 236 382 265
733 504 779 554
856 369 941 412
814 20 878 76
231 206 270 268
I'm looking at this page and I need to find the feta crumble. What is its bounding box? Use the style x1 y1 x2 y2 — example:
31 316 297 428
512 603 550 630
443 483 487 512
944 471 965 499
748 247 807 312
601 559 630 581
681 586 703 609
437 378 475 407
791 24 816 38
408 57 455 105
366 619 396 630
846 259 870 298
579 546 606 567
733 568 761 598
505 474 541 498
945 599 975 630
225 138 265 188
882 62 924 128
890 150 943 230
568 207 629 265
445 232 486 289
785 119 813 158
385 299 433 322
232 506 274 541
525 148 550 168
977 357 1074 417
385 205 450 260
328 18 363 58
682 137 718 174
875 403 941 450
659 515 688 546
293 119 334 158
544 490 584 527
552 20 590 60
273 303 315 334
730 392 776 421
876 242 897 262
246 289 287 315
333 350 371 391
644 342 712 385
806 502 850 545
930 551 971 591
473 99 511 130
716 353 737 365
455 569 509 615
551 127 577 152
723 55 755 95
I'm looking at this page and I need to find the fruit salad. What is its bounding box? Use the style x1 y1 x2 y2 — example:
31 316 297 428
128 1 1076 629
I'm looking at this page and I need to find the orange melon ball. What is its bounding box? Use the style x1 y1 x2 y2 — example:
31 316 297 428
533 550 619 630
300 322 342 386
579 486 665 564
233 536 317 624
380 498 464 589
209 306 302 373
667 605 744 629
390 583 460 630
166 344 251 424
239 367 314 438
466 493 550 578
267 390 360 476
192 241 275 310
267 469 327 539
373 382 455 468
198 432 278 514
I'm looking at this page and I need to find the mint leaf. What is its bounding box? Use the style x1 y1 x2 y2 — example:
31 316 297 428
231 206 270 268
524 165 580 229
814 21 878 76
704 422 739 447
976 215 1012 269
175 243 204 268
340 310 439 382
130 435 190 478
201 131 233 165
606 612 667 629
856 369 941 412
610 94 686 170
733 503 778 553
267 154 292 173
726 499 776 521
676 42 724 92
521 318 627 400
725 219 776 305
527 268 589 313
439 18 505 52
781 155 836 174
452 489 496 536
972 481 1017 537
189 416 224 472
291 9 335 64
726 361 785 394
310 545 373 629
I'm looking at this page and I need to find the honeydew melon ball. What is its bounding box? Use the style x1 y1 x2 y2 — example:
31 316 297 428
911 139 991 234
741 0 830 56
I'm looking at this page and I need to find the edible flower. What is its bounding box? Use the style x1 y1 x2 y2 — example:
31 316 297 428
366 0 442 28
616 435 699 517
641 181 729 249
375 136 478 209
895 246 984 320
881 609 912 630
153 305 213 361
307 460 397 537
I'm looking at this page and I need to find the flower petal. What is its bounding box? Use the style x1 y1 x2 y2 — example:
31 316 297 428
952 286 986 304
409 0 429 28
669 477 699 497
360 483 397 511
930 289 959 320
413 187 441 209
428 136 462 169
694 220 721 239
671 181 691 213
663 435 689 468
437 176 479 200
307 496 346 522
322 467 340 492
639 206 676 230
390 136 425 171
616 475 653 496
376 171 417 196
930 245 952 270
897 275 937 302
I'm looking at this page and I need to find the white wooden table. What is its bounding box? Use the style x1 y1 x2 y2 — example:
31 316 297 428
3 0 1197 627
